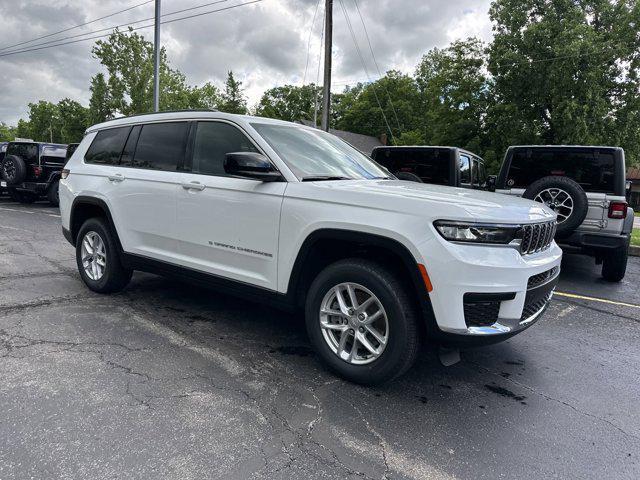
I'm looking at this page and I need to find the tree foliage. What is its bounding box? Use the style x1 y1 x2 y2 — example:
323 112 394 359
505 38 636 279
218 71 248 114
255 84 321 122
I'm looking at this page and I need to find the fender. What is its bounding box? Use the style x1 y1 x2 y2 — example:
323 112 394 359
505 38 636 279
68 196 123 252
285 228 439 335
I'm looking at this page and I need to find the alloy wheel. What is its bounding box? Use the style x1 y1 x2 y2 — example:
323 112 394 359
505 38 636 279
534 187 574 224
319 282 389 365
81 231 107 281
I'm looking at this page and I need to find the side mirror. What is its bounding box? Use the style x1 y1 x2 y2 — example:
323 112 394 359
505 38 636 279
487 175 497 192
224 152 283 182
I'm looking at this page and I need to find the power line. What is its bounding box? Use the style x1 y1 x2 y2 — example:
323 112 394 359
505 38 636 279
302 0 322 85
352 0 401 132
0 0 232 55
0 0 154 52
0 1 263 58
337 0 394 141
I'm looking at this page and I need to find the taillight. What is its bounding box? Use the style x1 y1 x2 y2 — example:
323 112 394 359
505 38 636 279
608 201 627 219
61 168 70 179
32 165 42 177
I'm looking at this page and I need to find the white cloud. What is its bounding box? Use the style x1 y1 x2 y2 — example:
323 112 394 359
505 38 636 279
0 0 492 124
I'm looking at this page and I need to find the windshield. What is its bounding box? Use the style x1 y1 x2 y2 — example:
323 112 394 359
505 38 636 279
251 123 389 180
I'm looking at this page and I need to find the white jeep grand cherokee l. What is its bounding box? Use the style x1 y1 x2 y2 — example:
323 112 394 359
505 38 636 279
59 111 562 384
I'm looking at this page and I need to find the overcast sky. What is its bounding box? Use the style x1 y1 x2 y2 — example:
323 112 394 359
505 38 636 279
0 0 492 125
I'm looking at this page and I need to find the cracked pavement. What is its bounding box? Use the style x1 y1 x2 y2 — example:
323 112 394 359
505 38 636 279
1 198 639 479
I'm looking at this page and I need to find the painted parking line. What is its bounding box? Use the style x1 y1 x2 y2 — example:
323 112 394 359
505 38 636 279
0 207 35 214
555 291 640 310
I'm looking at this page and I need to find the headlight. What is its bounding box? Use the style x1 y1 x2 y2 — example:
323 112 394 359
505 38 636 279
434 220 521 244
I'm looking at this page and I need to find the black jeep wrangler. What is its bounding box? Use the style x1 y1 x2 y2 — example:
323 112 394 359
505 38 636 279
495 145 634 282
0 141 68 206
371 146 489 189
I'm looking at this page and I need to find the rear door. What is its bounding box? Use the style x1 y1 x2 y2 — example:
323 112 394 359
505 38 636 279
175 120 285 290
109 122 188 262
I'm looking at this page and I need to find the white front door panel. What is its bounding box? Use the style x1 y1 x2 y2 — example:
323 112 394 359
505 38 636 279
175 174 285 289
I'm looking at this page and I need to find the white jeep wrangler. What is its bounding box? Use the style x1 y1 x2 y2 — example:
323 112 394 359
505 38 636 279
60 111 562 384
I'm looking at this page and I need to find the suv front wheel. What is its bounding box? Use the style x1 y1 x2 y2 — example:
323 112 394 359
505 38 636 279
76 218 132 293
305 258 421 385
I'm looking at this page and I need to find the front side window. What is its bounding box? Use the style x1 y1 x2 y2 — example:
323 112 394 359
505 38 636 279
85 127 131 165
459 155 471 184
251 123 389 180
131 122 188 171
193 122 259 176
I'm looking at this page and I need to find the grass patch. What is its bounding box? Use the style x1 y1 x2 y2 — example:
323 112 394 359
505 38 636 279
635 210 640 217
632 229 640 247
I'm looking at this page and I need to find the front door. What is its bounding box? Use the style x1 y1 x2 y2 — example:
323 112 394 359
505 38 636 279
175 120 285 290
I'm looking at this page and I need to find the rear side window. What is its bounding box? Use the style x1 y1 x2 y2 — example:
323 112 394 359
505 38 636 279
192 122 259 176
85 127 131 165
507 149 616 193
131 122 188 171
459 155 470 184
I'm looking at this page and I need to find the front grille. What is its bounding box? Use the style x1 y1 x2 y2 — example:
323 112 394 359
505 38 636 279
527 266 559 290
463 301 500 327
520 221 556 255
520 292 553 321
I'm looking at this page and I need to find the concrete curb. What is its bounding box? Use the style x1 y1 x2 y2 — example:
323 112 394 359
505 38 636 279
629 245 640 257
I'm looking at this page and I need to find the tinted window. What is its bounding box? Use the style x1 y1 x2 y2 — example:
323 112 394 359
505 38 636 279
120 125 141 166
193 122 259 176
132 122 188 171
7 143 38 164
373 148 451 185
508 148 616 193
459 155 470 183
65 144 79 161
478 161 487 185
85 127 130 165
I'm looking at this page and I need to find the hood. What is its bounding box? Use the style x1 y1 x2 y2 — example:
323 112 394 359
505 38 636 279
288 179 556 224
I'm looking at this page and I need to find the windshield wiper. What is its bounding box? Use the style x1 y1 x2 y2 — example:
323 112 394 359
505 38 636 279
301 175 352 182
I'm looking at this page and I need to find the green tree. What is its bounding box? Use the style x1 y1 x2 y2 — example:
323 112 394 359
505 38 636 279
415 39 492 166
487 0 640 166
218 71 248 114
255 84 321 122
0 122 16 142
58 98 89 143
335 71 422 144
22 101 60 142
88 73 113 125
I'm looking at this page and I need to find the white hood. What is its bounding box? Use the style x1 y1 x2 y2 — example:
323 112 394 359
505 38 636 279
288 180 556 224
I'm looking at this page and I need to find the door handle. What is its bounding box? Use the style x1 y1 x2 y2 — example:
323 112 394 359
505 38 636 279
108 174 125 182
182 181 206 191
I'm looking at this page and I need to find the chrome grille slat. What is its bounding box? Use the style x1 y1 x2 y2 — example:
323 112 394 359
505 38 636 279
520 220 556 255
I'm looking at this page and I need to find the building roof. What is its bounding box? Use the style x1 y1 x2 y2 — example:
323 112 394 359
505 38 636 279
627 167 640 181
298 120 384 155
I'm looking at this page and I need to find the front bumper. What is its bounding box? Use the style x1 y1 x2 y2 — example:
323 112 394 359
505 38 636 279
417 234 563 346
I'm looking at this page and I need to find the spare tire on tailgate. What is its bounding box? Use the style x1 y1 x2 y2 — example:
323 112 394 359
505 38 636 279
523 176 588 237
1 155 28 185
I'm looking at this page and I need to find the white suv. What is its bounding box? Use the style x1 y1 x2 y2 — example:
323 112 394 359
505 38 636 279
59 111 562 384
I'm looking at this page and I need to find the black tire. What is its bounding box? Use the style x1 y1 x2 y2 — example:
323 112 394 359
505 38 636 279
76 217 132 293
601 243 629 282
1 155 28 185
523 176 588 237
7 188 37 204
395 171 423 183
47 180 60 207
305 258 421 385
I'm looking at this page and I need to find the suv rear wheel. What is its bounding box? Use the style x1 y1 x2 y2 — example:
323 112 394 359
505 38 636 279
76 218 132 293
305 258 420 385
601 242 629 282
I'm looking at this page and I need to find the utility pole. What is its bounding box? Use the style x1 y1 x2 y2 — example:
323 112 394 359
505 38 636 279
321 0 332 131
153 0 161 112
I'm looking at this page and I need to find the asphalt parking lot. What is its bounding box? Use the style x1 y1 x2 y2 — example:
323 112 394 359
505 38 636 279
1 198 639 480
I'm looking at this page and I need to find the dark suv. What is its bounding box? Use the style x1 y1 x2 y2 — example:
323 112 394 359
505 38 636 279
0 141 68 205
371 146 488 189
495 145 633 281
